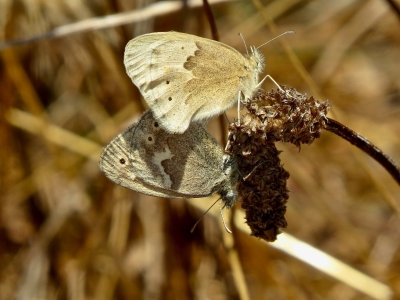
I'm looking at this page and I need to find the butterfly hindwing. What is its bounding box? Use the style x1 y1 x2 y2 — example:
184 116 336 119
100 111 239 202
99 122 188 198
128 111 231 197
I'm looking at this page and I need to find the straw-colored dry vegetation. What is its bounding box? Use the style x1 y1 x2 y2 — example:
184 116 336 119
1 0 399 299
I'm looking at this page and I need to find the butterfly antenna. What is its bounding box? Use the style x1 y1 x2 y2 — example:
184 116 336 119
219 199 232 233
190 198 220 233
256 30 295 50
238 33 249 56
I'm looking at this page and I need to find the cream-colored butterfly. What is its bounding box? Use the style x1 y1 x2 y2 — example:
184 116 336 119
124 31 269 133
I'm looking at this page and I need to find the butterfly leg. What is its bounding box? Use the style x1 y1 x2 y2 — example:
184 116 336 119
257 74 293 98
257 74 283 91
219 198 232 233
237 91 242 125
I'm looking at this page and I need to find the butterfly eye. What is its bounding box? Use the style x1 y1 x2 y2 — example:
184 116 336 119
154 122 159 128
168 97 172 101
166 81 170 84
119 158 126 164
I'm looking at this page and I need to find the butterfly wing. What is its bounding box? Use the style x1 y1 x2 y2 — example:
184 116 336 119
124 32 259 133
99 122 189 198
128 110 234 197
100 111 237 199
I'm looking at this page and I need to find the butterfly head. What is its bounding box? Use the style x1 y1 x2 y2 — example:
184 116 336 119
219 154 239 208
249 46 265 75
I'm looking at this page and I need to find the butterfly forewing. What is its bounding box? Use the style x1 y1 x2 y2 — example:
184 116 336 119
124 32 263 133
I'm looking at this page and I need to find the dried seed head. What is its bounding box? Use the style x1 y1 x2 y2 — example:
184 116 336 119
243 87 331 147
226 87 330 241
226 127 289 241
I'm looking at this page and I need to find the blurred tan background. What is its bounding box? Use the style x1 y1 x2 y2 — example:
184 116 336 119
1 0 400 299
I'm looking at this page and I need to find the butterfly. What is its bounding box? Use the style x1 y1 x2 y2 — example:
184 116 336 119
99 110 239 208
124 31 265 133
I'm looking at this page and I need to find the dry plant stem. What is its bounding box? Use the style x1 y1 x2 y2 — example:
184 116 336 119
202 0 223 134
384 0 400 20
231 212 394 300
219 114 228 146
1 50 44 115
0 0 235 50
203 3 246 295
187 198 393 300
6 108 102 160
325 118 400 185
202 0 219 41
217 210 250 300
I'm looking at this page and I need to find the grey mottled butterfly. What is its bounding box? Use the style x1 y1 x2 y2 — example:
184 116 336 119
99 110 239 208
124 31 265 133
